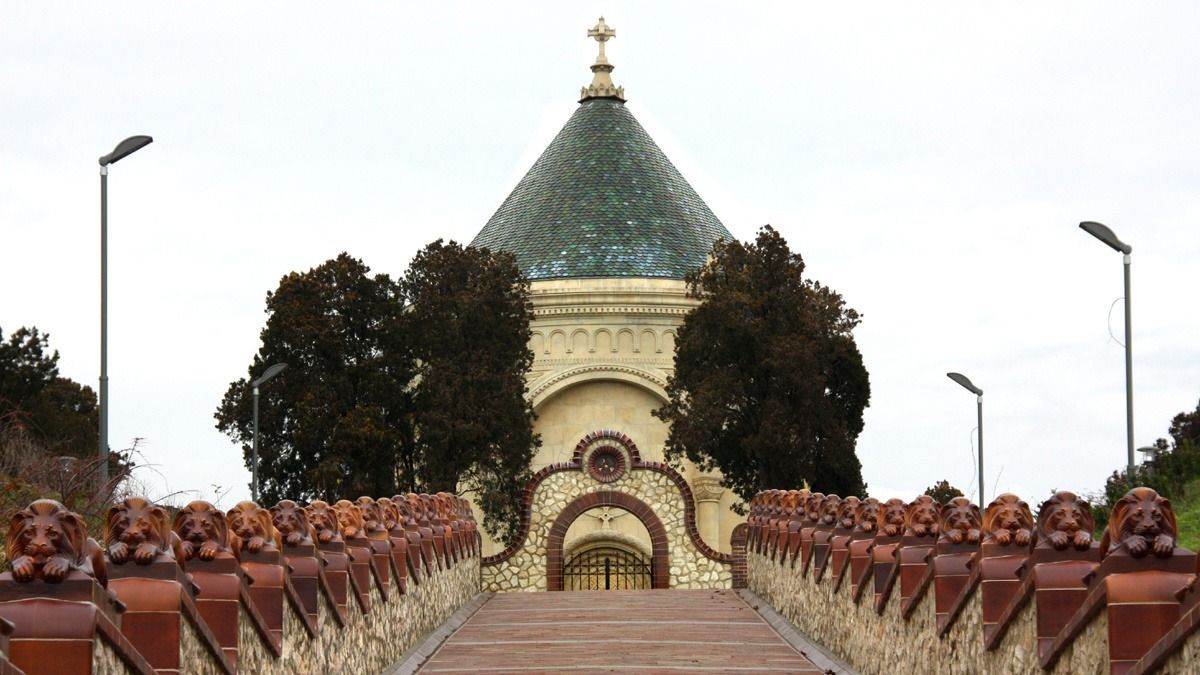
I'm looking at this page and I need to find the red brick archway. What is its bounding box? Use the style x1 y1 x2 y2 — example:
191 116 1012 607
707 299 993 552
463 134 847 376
546 491 670 591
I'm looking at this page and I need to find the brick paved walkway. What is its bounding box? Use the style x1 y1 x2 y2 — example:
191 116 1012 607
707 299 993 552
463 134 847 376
417 589 825 673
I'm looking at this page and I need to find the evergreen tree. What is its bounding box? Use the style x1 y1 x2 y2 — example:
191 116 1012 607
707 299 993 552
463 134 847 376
654 226 871 504
0 326 98 460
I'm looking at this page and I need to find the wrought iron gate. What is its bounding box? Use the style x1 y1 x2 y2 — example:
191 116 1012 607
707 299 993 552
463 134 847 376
563 546 652 590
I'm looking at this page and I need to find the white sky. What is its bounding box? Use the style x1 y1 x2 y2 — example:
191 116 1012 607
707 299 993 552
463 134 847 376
2 3 1197 509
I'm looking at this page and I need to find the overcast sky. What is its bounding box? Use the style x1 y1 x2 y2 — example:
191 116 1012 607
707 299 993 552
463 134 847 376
2 3 1197 509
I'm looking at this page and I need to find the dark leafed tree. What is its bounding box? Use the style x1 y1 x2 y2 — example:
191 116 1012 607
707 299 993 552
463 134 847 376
654 226 870 504
924 480 965 505
215 253 411 502
402 240 538 546
0 326 99 460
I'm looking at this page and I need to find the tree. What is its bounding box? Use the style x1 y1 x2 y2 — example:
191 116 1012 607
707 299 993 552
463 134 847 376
215 244 538 545
654 226 871 504
402 240 538 545
1168 399 1200 450
0 326 98 460
924 480 965 505
214 254 411 502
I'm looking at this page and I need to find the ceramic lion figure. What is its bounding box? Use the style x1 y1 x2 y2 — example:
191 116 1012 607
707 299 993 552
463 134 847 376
8 499 103 584
105 496 184 565
854 498 881 534
837 496 862 531
377 498 401 532
819 494 842 527
226 501 281 555
333 499 365 539
305 501 342 545
355 497 387 536
1100 487 1178 559
173 501 234 561
983 493 1035 547
878 498 907 537
1036 491 1094 551
905 495 941 538
940 496 982 545
270 500 314 547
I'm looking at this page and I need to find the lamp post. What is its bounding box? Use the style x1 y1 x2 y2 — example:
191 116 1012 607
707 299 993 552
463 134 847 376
98 135 153 483
251 363 288 502
1079 221 1134 476
947 372 984 504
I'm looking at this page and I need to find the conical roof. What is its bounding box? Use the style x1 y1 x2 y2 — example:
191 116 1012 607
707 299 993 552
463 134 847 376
471 97 732 280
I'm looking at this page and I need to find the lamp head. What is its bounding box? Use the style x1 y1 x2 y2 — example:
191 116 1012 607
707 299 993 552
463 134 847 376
1080 221 1131 255
99 135 153 166
252 363 288 387
946 372 983 396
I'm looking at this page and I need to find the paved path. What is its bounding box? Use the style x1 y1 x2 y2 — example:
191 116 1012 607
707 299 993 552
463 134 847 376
417 589 825 674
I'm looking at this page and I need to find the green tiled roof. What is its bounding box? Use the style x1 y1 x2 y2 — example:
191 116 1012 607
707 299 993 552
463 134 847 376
471 98 732 280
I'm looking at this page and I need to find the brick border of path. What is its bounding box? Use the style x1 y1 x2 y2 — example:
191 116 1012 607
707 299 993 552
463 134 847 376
383 592 494 675
737 588 858 675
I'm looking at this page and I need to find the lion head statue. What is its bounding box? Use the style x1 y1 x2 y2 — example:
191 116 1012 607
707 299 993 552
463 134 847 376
878 498 907 537
333 500 365 539
376 497 401 532
905 495 941 538
983 493 1035 548
7 499 98 583
805 493 826 524
940 496 982 545
1100 487 1178 559
226 501 280 556
173 501 232 562
270 500 314 547
780 491 801 521
105 496 181 565
305 501 342 545
355 497 387 537
854 498 880 534
406 494 428 526
392 495 418 530
819 494 842 527
837 496 861 531
1037 491 1095 551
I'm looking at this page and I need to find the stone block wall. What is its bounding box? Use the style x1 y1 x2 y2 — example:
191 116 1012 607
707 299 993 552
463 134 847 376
0 493 481 674
744 487 1200 674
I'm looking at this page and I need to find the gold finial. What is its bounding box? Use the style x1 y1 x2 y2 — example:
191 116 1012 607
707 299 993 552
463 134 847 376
580 16 626 102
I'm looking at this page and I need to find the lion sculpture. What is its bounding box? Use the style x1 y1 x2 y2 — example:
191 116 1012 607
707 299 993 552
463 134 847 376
878 498 907 537
355 497 388 538
982 493 1035 547
1036 491 1094 551
8 499 104 585
270 500 314 547
905 495 941 538
333 500 365 540
836 496 861 531
226 501 281 555
940 496 982 545
854 498 880 534
173 501 234 561
106 496 185 565
819 494 843 527
305 501 342 545
1100 487 1177 559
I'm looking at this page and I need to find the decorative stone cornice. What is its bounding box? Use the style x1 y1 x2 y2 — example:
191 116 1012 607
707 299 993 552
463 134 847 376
528 363 668 402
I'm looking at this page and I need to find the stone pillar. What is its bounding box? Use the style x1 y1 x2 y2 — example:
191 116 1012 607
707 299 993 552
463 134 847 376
693 477 724 551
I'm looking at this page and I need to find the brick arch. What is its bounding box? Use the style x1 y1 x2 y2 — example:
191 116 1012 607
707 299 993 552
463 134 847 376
545 491 669 591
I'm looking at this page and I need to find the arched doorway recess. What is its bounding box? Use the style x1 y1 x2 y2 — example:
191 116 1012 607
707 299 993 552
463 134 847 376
546 491 669 591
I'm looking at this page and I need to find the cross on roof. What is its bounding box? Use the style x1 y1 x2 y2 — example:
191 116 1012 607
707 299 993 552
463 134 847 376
587 16 616 62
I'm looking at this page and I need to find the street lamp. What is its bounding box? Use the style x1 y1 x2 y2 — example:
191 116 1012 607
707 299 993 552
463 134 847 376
1079 221 1134 476
251 363 288 502
98 135 153 483
947 372 984 504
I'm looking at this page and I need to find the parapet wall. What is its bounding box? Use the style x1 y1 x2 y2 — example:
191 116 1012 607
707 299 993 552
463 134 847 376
744 487 1200 675
0 493 481 675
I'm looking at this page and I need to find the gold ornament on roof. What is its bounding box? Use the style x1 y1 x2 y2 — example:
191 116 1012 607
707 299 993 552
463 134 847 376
580 16 626 102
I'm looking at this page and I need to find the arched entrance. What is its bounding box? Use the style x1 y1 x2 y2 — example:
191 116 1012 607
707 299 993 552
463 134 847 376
546 491 669 591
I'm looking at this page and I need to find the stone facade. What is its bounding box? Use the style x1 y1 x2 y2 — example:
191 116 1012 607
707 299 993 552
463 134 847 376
473 277 746 562
483 463 732 592
747 551 1109 674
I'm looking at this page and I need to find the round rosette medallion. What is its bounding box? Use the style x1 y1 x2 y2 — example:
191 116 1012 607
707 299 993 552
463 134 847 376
586 445 627 483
